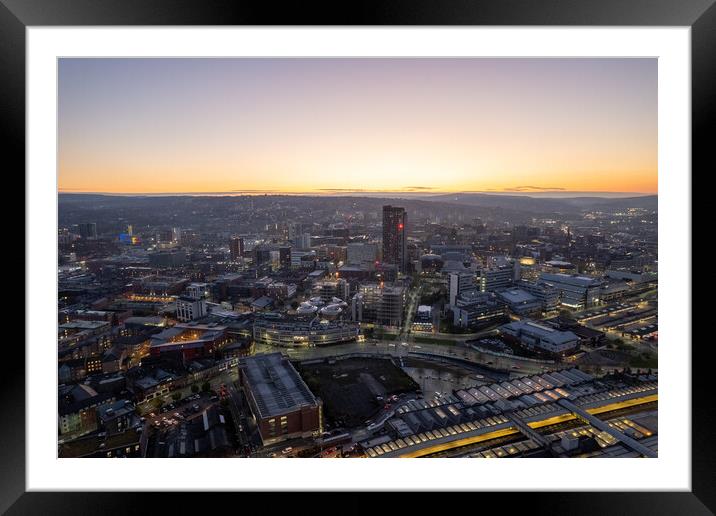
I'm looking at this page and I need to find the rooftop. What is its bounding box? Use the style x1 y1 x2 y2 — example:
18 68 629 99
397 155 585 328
241 353 318 419
503 319 579 344
498 288 538 304
540 273 602 287
59 320 110 330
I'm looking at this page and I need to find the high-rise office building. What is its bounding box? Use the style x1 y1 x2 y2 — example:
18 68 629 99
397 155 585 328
299 233 312 249
254 245 272 265
480 264 515 293
449 272 477 306
382 205 407 273
157 229 175 243
78 223 97 239
230 236 244 261
279 246 292 268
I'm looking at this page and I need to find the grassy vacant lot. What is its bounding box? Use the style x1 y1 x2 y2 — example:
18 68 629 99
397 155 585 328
296 357 419 428
628 351 658 368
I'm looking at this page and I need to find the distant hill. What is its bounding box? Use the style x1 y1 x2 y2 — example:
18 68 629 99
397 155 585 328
57 191 657 218
423 193 657 213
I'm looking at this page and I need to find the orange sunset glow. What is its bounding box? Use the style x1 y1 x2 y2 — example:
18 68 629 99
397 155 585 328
58 58 657 195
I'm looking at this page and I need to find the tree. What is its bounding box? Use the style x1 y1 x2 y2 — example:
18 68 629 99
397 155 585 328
191 384 200 394
559 309 576 322
201 381 211 392
172 392 182 402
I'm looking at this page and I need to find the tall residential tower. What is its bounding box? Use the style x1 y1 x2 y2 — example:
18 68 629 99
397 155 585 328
382 205 407 273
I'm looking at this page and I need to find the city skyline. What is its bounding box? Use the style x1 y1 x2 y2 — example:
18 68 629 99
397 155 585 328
59 58 657 195
57 192 659 459
55 58 659 459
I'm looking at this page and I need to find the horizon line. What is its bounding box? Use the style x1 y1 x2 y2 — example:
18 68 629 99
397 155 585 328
58 189 657 198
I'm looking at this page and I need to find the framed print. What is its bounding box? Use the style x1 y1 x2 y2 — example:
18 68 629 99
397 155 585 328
4 0 712 513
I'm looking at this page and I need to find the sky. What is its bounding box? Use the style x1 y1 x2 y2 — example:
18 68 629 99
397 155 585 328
58 58 657 196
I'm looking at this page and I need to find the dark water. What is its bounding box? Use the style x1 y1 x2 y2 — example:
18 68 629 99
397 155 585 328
401 359 489 396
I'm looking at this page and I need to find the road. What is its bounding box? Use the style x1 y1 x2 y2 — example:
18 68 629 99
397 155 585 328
400 283 422 340
143 391 219 432
226 381 264 456
257 338 554 376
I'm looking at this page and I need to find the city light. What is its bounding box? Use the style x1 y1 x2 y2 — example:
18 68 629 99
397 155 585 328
56 58 658 461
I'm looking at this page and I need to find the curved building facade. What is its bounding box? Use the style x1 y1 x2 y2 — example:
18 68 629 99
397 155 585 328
253 316 359 347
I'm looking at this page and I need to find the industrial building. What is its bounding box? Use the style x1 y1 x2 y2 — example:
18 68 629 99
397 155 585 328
500 319 580 356
239 353 323 445
364 368 657 458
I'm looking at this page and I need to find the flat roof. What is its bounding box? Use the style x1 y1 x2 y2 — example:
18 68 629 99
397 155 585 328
59 320 109 330
503 319 579 344
498 289 538 304
242 353 318 419
540 273 601 287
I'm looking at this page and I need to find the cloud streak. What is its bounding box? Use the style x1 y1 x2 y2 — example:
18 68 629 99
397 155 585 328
502 186 566 192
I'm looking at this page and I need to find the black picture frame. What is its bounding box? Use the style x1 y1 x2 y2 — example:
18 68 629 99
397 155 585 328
4 1 711 513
